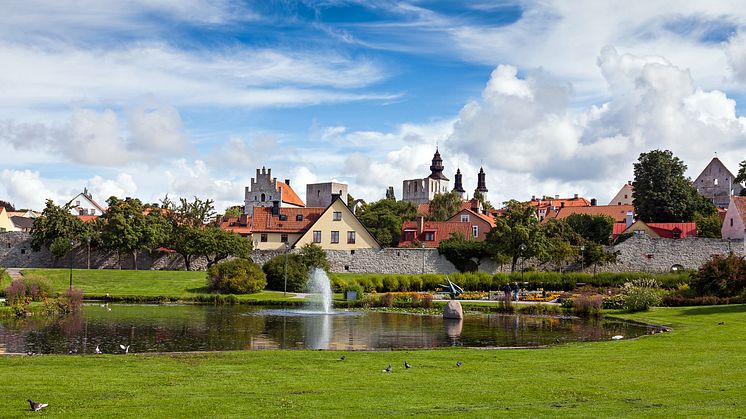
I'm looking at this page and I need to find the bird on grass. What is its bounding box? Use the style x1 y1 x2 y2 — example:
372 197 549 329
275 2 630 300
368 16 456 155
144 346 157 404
340 355 346 361
718 322 725 325
95 345 102 354
404 361 412 369
28 399 48 411
119 344 130 354
611 335 624 340
456 361 462 367
383 364 392 373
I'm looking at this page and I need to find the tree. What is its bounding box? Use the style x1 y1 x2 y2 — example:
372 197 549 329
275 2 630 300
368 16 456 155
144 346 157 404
207 259 266 294
162 195 216 227
736 160 746 184
438 233 492 272
428 191 463 221
223 206 243 218
581 242 618 274
198 227 252 269
100 197 145 269
485 200 545 272
297 243 330 271
357 199 418 247
161 196 218 271
0 200 15 212
31 200 88 260
632 150 716 222
539 219 579 271
263 254 310 292
693 211 722 238
472 190 494 211
565 214 615 245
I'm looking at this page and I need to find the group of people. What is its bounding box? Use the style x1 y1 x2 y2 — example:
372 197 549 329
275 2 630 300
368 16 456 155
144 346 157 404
501 282 521 301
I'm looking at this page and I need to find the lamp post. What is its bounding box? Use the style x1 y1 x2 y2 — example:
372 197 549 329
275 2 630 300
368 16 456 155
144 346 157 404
284 242 290 297
519 244 526 282
86 236 91 270
69 239 75 290
580 245 586 272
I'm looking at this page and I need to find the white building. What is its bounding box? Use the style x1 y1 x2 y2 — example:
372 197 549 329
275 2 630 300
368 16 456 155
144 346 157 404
402 149 450 205
68 190 106 216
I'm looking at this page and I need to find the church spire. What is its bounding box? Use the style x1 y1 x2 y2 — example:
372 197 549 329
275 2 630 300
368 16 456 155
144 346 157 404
476 167 488 193
428 148 449 181
453 168 465 197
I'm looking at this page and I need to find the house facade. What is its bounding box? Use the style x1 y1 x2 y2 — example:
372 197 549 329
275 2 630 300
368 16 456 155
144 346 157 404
294 197 380 250
68 191 106 217
619 220 697 239
722 196 746 240
694 157 743 208
447 208 495 241
0 208 18 232
244 167 305 216
609 182 634 206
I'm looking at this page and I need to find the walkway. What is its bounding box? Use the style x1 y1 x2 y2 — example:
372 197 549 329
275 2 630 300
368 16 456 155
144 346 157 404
5 268 22 281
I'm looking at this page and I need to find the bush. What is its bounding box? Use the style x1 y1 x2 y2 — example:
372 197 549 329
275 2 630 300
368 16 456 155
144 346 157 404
297 243 330 271
208 259 267 294
691 253 746 297
22 274 53 301
341 282 364 300
4 279 26 305
572 295 603 317
623 287 661 312
263 254 309 292
602 294 626 309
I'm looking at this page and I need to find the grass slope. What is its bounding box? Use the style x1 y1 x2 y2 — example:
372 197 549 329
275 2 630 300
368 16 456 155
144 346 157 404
22 269 297 303
2 305 746 417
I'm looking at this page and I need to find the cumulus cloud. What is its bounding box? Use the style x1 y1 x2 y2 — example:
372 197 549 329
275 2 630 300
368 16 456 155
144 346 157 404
165 159 243 211
0 170 60 210
86 174 138 203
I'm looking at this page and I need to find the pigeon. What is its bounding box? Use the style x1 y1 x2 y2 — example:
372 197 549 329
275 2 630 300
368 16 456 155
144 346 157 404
456 361 462 367
611 335 624 340
383 364 392 373
28 399 48 411
404 361 412 369
340 355 346 361
119 344 130 354
95 345 102 354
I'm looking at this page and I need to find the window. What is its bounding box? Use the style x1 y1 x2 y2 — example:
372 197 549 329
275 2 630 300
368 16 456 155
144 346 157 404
296 214 303 221
624 195 628 199
280 234 288 243
424 232 435 241
313 230 321 243
331 231 339 243
279 214 288 221
350 250 355 255
460 214 469 222
347 231 356 244
261 193 266 201
260 234 268 242
731 218 734 227
472 225 479 238
333 211 342 221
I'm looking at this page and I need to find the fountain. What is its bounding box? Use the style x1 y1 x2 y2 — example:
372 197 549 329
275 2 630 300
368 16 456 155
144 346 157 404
307 268 333 314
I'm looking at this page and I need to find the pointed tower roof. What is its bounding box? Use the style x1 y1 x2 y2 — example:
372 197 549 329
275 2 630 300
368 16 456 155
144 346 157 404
453 168 465 193
428 148 449 181
476 167 488 192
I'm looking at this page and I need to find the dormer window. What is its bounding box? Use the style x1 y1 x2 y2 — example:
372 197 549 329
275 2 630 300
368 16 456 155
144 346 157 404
279 214 288 221
296 214 303 221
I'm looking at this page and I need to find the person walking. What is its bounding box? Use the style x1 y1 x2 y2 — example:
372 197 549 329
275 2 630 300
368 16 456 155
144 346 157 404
511 282 520 301
502 283 512 301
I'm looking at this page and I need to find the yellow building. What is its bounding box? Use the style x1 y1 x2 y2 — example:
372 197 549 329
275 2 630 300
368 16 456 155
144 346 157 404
0 208 19 232
294 197 380 250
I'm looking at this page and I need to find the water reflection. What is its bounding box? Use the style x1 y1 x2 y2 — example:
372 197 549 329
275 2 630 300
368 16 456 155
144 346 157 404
0 304 658 354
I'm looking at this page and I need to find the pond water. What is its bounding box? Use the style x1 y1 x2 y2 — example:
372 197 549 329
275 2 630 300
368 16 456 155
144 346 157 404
0 304 658 354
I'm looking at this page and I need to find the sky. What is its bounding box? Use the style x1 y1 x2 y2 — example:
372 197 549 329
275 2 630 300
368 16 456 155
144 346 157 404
3 0 746 212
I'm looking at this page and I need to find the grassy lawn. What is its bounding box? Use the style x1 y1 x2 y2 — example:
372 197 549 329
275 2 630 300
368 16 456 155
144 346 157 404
1 305 745 417
21 268 299 303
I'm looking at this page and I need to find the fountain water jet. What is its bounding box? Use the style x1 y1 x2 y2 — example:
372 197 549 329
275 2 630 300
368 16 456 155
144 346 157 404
307 268 333 314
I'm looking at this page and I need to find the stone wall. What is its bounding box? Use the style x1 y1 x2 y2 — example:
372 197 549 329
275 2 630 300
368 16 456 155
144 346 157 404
3 231 746 274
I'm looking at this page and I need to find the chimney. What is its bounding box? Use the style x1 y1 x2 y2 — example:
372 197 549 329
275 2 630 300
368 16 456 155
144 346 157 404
590 198 597 206
560 202 565 208
418 216 424 234
285 179 290 186
555 194 559 199
574 193 578 199
625 211 633 228
272 201 280 216
531 195 536 201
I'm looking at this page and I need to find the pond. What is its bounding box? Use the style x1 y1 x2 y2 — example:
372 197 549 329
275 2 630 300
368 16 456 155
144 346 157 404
0 304 658 354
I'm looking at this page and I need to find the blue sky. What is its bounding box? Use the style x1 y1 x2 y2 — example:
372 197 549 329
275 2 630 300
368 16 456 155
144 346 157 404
3 1 746 211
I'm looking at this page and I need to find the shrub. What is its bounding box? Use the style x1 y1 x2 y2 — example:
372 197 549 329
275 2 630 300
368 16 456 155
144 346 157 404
691 253 746 297
341 282 364 300
623 287 662 312
412 293 433 308
602 294 626 309
208 259 267 294
380 293 394 308
59 287 83 313
263 254 309 292
4 279 26 305
572 295 603 317
22 274 53 301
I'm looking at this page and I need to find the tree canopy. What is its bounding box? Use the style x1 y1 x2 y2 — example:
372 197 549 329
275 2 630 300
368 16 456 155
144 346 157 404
565 214 615 245
485 200 545 272
428 191 463 221
31 200 91 259
357 199 418 247
632 149 715 222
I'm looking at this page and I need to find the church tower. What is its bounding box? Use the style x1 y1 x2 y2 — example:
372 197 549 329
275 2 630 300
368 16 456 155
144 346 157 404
476 167 488 199
429 148 448 180
402 148 450 204
453 168 465 198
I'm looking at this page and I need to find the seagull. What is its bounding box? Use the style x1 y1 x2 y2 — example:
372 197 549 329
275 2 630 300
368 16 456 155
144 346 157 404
119 344 130 354
28 399 48 411
340 355 346 361
611 335 624 340
95 345 102 354
383 364 392 373
68 349 77 354
456 361 462 367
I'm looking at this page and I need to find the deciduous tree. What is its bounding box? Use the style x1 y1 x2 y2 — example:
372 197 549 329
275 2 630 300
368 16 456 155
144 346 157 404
428 191 463 221
358 199 418 247
485 200 545 272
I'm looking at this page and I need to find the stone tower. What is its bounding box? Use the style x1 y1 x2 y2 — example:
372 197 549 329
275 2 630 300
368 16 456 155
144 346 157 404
453 168 466 199
476 167 488 195
402 148 451 204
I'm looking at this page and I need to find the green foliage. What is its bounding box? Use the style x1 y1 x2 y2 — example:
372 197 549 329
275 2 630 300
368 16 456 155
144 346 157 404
199 227 252 269
31 200 89 257
20 273 54 301
581 242 618 272
736 159 746 184
691 253 746 297
427 191 463 221
49 236 74 260
602 294 626 309
438 233 492 272
621 278 662 312
571 295 603 317
341 282 364 300
385 186 395 200
693 211 722 238
357 199 418 247
485 200 545 272
207 259 267 294
223 206 243 218
632 149 716 222
101 197 146 268
263 254 310 292
297 243 330 271
565 214 614 245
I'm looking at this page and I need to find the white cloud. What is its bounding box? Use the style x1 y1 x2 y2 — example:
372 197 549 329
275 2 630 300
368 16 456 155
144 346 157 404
86 174 138 204
0 170 60 210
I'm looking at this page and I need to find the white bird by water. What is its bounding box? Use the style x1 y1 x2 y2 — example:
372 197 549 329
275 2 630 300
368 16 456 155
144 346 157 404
611 335 624 340
28 399 48 411
119 344 130 354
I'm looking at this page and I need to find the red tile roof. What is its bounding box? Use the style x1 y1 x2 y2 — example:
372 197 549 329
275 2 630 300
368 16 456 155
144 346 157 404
552 205 634 223
448 208 496 228
219 214 251 235
399 220 473 248
252 207 323 232
78 215 98 223
647 222 697 238
276 181 305 207
529 196 591 209
717 207 727 223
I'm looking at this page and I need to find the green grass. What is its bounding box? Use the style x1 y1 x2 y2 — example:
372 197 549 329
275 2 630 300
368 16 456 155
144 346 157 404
2 305 746 417
21 269 299 303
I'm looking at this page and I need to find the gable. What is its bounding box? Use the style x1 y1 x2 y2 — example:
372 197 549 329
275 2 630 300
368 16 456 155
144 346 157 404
294 198 381 249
